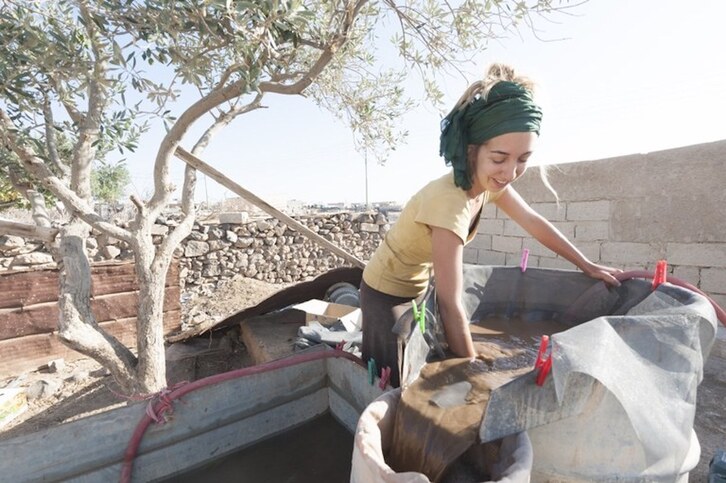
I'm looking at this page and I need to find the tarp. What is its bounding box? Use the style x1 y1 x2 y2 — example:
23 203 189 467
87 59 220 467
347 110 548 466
404 265 717 481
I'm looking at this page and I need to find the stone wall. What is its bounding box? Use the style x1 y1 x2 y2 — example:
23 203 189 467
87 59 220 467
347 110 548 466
0 211 389 291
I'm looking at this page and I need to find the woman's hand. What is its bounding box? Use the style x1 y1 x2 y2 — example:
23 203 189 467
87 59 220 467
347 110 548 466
582 261 623 287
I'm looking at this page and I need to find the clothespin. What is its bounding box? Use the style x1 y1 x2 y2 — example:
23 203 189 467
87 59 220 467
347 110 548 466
534 335 553 386
367 358 377 385
412 300 426 333
520 248 530 272
335 340 346 351
379 367 391 389
652 259 668 290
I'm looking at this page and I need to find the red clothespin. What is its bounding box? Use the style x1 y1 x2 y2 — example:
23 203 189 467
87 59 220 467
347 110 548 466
520 248 530 272
379 366 391 389
652 259 668 290
534 335 552 386
335 340 346 351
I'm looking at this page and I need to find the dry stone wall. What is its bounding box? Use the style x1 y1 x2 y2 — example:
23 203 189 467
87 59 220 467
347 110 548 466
0 211 389 293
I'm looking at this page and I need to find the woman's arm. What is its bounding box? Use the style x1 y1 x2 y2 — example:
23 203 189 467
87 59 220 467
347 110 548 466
495 186 622 286
431 226 477 358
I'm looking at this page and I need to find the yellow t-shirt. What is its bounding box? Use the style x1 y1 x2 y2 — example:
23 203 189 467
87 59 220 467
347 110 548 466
363 173 502 298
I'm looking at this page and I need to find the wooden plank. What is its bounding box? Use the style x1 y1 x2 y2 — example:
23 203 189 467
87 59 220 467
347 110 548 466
175 147 365 269
0 260 179 309
0 310 181 376
239 309 306 365
0 285 181 341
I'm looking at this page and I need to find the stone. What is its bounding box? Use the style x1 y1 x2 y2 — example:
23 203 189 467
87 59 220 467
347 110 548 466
11 252 54 266
25 379 61 400
86 237 99 250
185 240 210 257
47 359 65 373
360 222 379 233
0 235 25 250
256 220 271 231
150 224 169 236
219 212 249 224
101 245 121 259
235 237 254 248
226 230 238 243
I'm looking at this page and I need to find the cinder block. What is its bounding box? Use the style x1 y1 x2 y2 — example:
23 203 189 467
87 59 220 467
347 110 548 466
574 241 602 263
527 241 554 257
530 202 565 221
492 235 523 254
574 221 609 241
503 220 528 237
551 221 575 239
468 234 492 250
566 200 610 221
538 256 576 270
672 265 700 286
478 250 506 265
463 247 478 264
668 243 726 269
602 242 659 265
219 212 250 224
701 268 726 294
478 219 504 235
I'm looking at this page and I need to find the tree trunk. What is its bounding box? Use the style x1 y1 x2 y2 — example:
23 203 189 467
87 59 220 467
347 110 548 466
56 219 139 393
132 232 169 392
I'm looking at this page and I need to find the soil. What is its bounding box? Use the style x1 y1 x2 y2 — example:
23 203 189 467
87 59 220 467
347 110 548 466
0 278 724 480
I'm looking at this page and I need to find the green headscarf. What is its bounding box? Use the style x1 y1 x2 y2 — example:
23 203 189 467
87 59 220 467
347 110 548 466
439 81 543 190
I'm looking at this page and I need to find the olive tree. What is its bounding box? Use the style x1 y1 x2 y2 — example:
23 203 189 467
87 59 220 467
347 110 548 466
0 0 583 394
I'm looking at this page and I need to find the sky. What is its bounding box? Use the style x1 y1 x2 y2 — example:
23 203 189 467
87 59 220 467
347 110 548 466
125 0 726 207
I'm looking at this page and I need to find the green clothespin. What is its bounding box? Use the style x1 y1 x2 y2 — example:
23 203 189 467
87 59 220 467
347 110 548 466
367 358 377 385
412 300 426 334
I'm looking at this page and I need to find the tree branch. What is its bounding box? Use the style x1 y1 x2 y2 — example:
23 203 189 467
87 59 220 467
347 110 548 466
0 109 133 242
42 94 70 179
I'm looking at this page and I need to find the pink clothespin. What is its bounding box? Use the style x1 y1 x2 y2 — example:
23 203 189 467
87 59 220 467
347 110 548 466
379 367 392 389
335 340 346 351
520 248 530 272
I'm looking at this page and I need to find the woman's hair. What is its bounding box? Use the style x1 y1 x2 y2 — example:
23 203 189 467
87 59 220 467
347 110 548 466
457 63 559 202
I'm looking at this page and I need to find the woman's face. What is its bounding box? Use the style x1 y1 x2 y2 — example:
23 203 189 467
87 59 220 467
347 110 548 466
470 131 536 194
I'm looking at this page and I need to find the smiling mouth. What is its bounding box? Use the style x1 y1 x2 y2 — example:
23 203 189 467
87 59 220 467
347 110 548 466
491 178 509 188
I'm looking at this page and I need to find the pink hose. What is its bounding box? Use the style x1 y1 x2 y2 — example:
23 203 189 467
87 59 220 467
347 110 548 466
616 270 726 326
120 349 364 483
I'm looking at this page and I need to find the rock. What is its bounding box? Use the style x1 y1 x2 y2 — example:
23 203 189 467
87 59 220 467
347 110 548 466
25 379 61 400
360 222 379 233
68 370 90 383
0 235 25 250
47 359 65 373
235 237 254 248
256 220 271 231
11 252 54 266
185 240 210 257
86 237 99 250
219 212 249 224
226 231 238 243
101 245 121 259
150 224 169 236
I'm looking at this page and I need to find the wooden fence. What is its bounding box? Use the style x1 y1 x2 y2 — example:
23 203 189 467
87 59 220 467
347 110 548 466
0 261 180 376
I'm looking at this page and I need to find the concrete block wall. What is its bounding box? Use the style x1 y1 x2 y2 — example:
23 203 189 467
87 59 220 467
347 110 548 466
465 140 726 315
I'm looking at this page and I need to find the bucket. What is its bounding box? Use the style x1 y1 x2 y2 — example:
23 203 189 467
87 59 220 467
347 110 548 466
326 282 361 307
350 389 533 483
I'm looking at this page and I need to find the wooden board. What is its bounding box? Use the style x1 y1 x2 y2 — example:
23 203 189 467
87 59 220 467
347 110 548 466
0 310 181 377
0 260 179 309
0 286 181 341
239 309 305 365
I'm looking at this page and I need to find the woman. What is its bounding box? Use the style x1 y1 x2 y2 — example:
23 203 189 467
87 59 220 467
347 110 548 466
360 64 621 387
